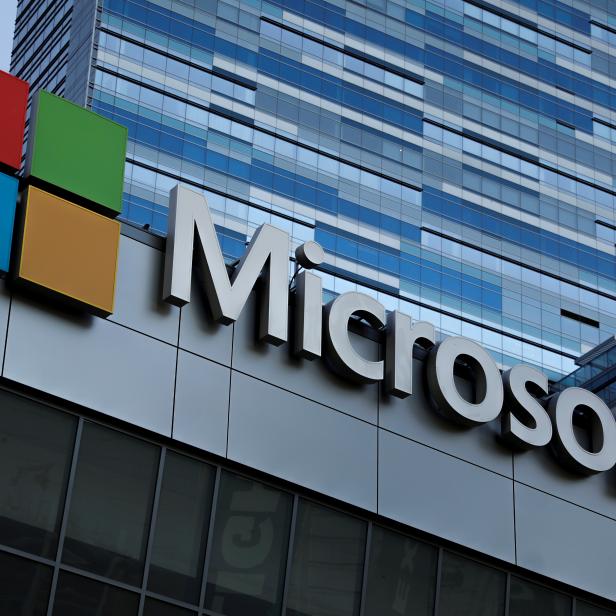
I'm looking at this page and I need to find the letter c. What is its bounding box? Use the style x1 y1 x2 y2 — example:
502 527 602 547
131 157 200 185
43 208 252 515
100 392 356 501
324 292 385 383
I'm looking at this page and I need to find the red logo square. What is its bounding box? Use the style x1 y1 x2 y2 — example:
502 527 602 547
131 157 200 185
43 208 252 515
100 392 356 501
0 71 29 171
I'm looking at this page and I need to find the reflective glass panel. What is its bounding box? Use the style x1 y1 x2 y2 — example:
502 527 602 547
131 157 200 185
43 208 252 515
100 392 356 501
62 423 159 586
438 552 506 616
52 571 139 616
205 472 293 616
148 452 215 604
0 550 52 616
577 601 616 616
286 501 366 616
364 526 437 616
509 577 571 616
143 598 196 616
0 393 76 558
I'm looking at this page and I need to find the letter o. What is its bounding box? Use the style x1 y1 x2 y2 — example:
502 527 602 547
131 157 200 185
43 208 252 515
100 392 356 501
426 336 503 426
548 387 616 475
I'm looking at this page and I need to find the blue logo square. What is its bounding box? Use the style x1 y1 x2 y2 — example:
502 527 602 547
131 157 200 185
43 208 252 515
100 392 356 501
0 172 18 273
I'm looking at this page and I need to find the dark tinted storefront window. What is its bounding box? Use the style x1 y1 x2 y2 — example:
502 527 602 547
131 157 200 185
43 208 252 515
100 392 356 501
438 552 506 616
52 571 139 616
62 423 159 586
364 525 437 616
509 577 571 616
148 452 215 604
0 394 76 558
286 501 366 616
143 598 196 615
205 472 293 616
577 601 616 616
0 389 610 615
0 550 52 616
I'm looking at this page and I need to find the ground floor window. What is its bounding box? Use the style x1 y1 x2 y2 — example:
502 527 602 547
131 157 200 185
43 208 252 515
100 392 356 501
0 388 612 616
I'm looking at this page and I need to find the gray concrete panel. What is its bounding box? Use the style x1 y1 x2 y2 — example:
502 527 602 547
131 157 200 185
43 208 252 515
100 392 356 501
380 359 513 477
172 350 230 457
110 236 179 345
378 429 515 562
232 294 378 424
178 282 234 367
514 446 616 520
3 297 176 435
515 484 616 600
0 281 10 373
228 371 378 512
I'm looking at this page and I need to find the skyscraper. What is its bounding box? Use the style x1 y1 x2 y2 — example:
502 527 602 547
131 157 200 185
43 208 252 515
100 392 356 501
3 0 616 613
13 0 616 383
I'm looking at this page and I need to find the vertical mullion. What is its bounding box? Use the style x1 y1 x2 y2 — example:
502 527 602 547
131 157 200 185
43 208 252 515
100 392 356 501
358 522 373 616
572 598 577 616
137 447 167 616
198 465 222 614
280 494 299 616
504 573 511 616
433 546 443 616
46 417 84 616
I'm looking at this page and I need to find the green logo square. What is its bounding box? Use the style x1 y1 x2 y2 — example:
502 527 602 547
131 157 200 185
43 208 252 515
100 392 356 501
26 91 127 217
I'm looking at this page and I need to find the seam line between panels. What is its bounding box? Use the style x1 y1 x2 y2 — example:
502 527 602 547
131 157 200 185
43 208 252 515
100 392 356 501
1 294 12 377
230 366 379 427
513 479 616 522
170 309 182 437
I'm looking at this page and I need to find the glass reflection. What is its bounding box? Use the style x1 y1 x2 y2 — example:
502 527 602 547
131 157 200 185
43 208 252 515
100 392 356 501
148 452 216 604
205 472 293 616
52 571 139 616
0 551 52 616
62 423 159 586
286 501 366 616
364 526 437 616
0 393 76 558
438 552 506 616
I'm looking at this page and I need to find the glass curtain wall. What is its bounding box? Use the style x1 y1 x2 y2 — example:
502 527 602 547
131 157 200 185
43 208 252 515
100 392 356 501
81 0 616 384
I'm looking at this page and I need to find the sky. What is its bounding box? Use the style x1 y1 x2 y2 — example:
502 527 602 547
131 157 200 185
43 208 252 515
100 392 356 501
0 0 18 72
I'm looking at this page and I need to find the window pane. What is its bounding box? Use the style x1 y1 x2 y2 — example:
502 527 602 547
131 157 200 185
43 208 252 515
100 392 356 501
438 552 506 616
143 598 196 616
577 601 616 616
0 550 52 615
148 452 216 604
364 526 437 616
52 572 139 616
0 393 76 558
286 501 366 616
205 472 293 616
62 423 159 586
509 577 571 616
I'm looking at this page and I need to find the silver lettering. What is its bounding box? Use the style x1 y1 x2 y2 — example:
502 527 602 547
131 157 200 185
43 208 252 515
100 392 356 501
293 270 322 359
426 336 503 426
324 292 385 383
548 387 616 475
385 313 435 398
163 185 289 345
501 364 552 449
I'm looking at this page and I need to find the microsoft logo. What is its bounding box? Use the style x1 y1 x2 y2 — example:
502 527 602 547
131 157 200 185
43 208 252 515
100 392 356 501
0 70 127 317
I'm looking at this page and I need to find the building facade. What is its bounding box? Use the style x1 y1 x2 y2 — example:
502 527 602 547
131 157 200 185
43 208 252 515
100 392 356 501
4 0 616 614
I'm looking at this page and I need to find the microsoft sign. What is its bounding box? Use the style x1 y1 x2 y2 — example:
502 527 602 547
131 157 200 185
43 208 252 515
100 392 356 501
163 184 616 478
